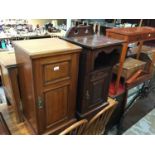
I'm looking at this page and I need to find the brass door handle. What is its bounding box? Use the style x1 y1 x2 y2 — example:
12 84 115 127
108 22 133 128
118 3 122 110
37 96 44 109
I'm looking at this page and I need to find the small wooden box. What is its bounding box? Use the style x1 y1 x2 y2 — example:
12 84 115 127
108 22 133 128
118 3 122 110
113 58 146 80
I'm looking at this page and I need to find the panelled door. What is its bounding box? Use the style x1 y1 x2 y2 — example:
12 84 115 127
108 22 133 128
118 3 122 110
88 67 112 110
33 53 79 134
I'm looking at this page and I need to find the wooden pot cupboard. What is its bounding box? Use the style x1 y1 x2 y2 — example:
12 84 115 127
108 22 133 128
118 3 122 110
62 26 124 119
13 38 81 134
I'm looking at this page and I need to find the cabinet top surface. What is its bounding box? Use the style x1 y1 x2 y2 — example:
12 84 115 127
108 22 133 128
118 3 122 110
106 26 155 36
13 38 81 57
63 35 124 49
0 51 16 68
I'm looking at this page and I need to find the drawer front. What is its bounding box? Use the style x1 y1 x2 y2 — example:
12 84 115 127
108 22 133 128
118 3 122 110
38 55 72 85
142 33 155 40
107 32 126 41
128 35 142 42
44 61 70 84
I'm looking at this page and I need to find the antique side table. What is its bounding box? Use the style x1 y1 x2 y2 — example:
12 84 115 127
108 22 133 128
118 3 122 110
106 26 155 94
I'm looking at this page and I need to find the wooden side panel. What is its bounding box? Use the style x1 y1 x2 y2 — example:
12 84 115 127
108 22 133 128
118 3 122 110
0 65 13 103
14 45 37 133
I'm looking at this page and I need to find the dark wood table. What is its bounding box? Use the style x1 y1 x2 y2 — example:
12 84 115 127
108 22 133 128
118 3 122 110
106 26 155 94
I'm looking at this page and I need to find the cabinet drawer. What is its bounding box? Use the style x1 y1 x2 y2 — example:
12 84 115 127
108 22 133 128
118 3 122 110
128 35 142 42
141 33 155 40
44 61 70 84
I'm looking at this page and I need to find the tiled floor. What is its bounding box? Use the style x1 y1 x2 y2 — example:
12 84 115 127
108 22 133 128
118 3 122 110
124 108 155 135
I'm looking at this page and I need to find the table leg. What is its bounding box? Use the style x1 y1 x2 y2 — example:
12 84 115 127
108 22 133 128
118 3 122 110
115 43 128 94
136 41 143 59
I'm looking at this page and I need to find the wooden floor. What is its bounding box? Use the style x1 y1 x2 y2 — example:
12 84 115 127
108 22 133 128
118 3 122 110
0 103 33 135
0 97 116 135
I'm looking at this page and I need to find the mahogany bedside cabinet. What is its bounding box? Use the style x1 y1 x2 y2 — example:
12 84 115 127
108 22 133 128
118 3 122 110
62 26 124 120
13 38 81 134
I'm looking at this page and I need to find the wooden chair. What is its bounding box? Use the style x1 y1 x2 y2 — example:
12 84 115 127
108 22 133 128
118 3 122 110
59 119 88 135
84 100 117 135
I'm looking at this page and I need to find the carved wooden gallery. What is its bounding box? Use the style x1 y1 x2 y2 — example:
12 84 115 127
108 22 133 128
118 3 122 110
0 19 155 135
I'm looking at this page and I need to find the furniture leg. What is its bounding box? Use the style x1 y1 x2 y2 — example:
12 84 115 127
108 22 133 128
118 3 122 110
115 43 128 94
136 41 143 59
116 90 128 135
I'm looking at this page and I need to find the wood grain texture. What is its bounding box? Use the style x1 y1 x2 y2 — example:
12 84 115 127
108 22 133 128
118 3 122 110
65 26 94 37
63 34 124 49
106 26 155 94
63 31 122 120
0 104 34 135
14 38 81 134
0 52 16 68
0 97 115 135
59 119 88 135
13 38 81 58
84 98 117 135
106 26 155 36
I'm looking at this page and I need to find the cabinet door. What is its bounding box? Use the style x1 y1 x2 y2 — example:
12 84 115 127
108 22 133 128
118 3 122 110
88 67 112 108
33 54 79 134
